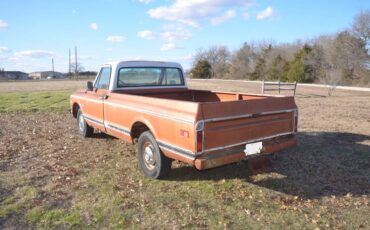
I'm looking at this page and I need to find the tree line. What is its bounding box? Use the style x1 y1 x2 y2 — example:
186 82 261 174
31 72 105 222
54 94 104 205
189 10 370 88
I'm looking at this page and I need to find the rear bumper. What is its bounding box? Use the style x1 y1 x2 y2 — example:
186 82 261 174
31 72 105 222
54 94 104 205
194 134 297 170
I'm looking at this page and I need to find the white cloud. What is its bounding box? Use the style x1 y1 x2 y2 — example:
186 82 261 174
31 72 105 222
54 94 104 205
72 9 77 15
137 0 154 4
105 48 113 52
106 36 126 43
148 0 251 27
0 46 12 53
210 10 236 25
256 6 275 20
90 23 98 30
137 30 155 40
14 50 54 58
160 43 178 51
0 20 9 29
161 28 192 42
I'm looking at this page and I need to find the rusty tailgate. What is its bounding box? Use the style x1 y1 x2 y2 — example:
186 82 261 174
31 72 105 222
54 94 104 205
199 96 297 151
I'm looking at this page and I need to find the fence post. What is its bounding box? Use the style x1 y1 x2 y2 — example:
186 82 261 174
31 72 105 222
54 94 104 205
262 80 265 94
293 81 297 96
278 81 281 94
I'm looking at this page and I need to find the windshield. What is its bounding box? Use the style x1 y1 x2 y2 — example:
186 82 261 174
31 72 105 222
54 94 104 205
117 67 184 88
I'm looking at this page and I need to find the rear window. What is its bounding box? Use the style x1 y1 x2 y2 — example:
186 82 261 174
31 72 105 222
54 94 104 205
117 67 184 88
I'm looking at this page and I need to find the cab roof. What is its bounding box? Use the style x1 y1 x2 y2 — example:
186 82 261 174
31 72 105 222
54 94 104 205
104 60 183 70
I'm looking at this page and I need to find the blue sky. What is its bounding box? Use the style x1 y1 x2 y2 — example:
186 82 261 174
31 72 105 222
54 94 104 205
0 0 369 72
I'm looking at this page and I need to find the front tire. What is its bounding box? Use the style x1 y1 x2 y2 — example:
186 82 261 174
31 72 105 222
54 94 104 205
137 131 171 179
77 109 94 137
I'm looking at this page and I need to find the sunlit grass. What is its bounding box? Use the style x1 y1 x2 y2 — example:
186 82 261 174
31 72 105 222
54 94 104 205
0 91 70 112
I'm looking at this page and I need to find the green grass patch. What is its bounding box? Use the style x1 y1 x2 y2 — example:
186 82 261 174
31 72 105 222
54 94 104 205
0 186 38 218
26 208 84 229
26 207 44 224
73 170 127 229
0 91 71 112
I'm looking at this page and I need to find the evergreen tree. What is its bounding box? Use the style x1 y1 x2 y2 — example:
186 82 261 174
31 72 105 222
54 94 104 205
287 44 314 82
190 60 212 79
250 57 265 80
266 55 289 81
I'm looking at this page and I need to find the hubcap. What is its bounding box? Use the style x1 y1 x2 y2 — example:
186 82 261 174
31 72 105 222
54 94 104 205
143 142 156 170
78 114 85 132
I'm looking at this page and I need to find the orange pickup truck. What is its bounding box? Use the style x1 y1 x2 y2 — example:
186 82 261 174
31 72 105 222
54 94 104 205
70 61 298 178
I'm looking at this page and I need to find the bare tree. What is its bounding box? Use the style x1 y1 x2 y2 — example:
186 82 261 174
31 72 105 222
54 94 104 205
333 31 368 83
315 36 342 95
229 42 257 79
70 63 85 73
322 69 342 96
193 46 231 78
69 63 85 80
189 11 369 87
351 10 370 48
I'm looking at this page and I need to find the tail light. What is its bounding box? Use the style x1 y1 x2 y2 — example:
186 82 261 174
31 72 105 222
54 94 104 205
294 110 298 132
195 121 204 153
197 131 203 152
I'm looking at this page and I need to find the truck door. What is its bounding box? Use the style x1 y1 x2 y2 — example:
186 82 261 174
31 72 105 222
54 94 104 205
84 66 111 131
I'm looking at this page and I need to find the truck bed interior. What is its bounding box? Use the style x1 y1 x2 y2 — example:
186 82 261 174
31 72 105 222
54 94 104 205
114 88 269 103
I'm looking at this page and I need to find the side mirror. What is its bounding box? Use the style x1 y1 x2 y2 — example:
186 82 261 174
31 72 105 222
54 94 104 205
87 81 93 91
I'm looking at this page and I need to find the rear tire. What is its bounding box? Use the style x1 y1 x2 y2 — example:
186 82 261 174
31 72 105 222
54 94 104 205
77 109 94 137
137 131 171 179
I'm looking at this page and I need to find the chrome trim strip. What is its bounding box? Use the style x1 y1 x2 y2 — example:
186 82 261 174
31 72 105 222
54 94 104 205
157 140 195 160
104 101 194 124
104 121 131 136
259 109 296 116
293 110 298 133
200 132 294 154
83 114 104 126
203 109 297 123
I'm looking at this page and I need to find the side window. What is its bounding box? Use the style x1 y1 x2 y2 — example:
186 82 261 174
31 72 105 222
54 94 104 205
95 67 111 89
165 68 183 85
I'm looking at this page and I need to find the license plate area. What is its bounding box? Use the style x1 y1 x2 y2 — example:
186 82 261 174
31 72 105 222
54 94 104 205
244 142 263 156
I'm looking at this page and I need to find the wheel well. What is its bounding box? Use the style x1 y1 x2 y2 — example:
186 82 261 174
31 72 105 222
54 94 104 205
72 103 80 118
131 122 150 143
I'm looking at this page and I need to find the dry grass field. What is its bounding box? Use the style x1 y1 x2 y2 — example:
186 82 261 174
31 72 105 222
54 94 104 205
0 79 369 229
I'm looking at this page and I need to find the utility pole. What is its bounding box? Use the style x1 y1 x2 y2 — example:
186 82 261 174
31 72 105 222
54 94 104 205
52 58 55 78
75 46 78 80
68 48 71 76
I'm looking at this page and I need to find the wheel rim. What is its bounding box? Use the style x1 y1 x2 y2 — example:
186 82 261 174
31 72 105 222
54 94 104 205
142 142 156 170
78 114 85 132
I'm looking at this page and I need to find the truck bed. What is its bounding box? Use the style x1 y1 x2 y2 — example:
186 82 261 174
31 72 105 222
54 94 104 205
112 88 297 155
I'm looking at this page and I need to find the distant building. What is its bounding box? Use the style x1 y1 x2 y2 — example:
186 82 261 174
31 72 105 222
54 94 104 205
0 69 29 80
29 71 65 80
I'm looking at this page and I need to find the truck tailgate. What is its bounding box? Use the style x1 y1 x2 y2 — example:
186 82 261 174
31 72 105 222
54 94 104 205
200 96 297 151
